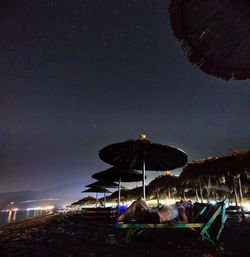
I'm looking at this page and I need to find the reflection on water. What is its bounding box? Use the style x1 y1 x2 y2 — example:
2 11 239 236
0 210 51 225
13 210 17 221
7 211 12 223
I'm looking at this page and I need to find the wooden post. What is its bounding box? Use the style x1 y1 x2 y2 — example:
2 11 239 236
142 159 146 200
118 177 121 214
156 187 160 207
238 177 245 220
195 189 199 202
95 192 98 207
232 177 238 207
200 185 204 203
104 188 106 208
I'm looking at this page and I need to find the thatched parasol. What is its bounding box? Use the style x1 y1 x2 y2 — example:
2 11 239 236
169 0 250 80
99 134 187 199
106 189 128 203
85 181 119 188
181 150 250 217
82 187 112 194
92 167 142 212
82 187 111 207
148 172 179 204
126 186 146 201
71 196 96 206
85 180 120 207
181 150 250 179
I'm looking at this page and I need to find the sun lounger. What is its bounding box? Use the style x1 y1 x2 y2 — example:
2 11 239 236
81 207 117 220
116 199 229 245
81 206 127 220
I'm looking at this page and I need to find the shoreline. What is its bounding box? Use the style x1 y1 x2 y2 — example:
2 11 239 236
0 213 249 257
0 213 53 227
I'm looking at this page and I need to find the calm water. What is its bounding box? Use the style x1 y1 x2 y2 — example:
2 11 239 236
0 210 50 225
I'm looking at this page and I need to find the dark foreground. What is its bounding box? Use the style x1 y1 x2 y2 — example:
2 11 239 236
0 213 249 257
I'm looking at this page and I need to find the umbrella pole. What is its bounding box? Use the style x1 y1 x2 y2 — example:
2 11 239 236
199 185 204 203
156 187 160 207
238 177 245 220
96 192 98 207
168 188 171 204
104 188 106 208
232 177 239 207
118 177 121 214
195 189 199 202
142 159 146 200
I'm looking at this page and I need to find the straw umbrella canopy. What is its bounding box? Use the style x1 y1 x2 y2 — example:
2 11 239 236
92 167 142 182
106 189 128 203
99 134 188 199
82 187 112 194
126 186 146 201
82 187 111 207
148 172 179 204
168 0 250 80
181 150 250 214
85 181 118 188
71 196 96 206
92 167 142 212
181 150 250 179
85 180 119 207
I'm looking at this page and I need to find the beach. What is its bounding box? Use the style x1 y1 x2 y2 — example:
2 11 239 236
0 212 249 257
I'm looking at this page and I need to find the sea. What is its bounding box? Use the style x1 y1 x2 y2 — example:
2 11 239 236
0 210 50 225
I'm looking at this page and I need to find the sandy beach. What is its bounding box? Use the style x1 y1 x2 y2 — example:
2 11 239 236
0 212 249 257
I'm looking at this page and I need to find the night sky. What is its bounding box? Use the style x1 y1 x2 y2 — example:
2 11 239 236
1 0 249 201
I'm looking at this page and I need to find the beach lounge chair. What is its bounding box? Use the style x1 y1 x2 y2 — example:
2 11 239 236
81 207 117 220
81 206 126 220
116 199 229 245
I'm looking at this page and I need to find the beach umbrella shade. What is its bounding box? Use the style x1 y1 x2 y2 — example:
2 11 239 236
99 134 188 199
82 187 111 207
85 180 120 207
149 172 179 204
106 189 128 203
85 181 119 188
181 150 250 179
71 196 96 206
181 150 250 217
168 0 250 80
127 186 145 201
92 167 142 212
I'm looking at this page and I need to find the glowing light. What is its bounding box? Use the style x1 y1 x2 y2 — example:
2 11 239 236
242 202 250 211
13 210 17 221
8 211 12 222
26 206 54 211
20 199 60 203
11 208 19 211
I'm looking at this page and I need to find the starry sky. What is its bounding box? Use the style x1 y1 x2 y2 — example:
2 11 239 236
0 0 249 200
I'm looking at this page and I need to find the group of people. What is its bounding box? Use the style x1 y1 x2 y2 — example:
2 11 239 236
116 198 192 224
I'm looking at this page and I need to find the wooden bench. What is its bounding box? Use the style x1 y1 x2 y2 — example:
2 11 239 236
115 199 229 245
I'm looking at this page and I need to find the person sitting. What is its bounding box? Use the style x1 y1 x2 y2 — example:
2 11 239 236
117 198 192 224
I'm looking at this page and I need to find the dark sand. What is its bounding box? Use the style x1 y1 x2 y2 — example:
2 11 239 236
0 213 249 257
